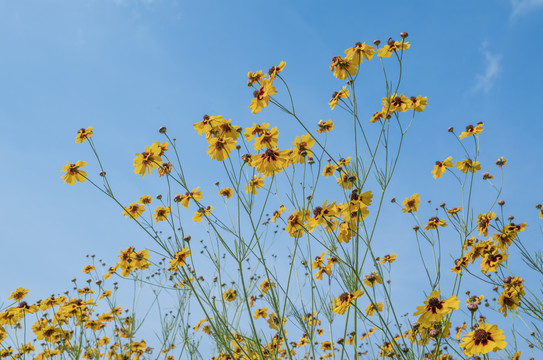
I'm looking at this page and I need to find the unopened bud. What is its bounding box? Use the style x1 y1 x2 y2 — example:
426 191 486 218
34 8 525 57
373 39 381 46
467 303 478 312
400 32 408 38
498 200 505 206
504 276 512 284
158 126 167 134
447 127 454 133
390 197 396 203
183 235 191 242
413 225 419 231
429 329 439 338
100 171 106 177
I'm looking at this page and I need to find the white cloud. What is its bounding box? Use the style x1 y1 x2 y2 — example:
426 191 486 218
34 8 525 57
510 0 543 17
471 44 501 94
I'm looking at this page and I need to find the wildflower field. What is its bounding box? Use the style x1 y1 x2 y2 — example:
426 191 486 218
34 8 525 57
2 2 543 360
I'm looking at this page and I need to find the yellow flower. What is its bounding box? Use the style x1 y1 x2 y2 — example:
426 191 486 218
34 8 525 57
249 78 277 114
61 161 88 185
271 205 286 223
123 202 145 219
133 145 162 178
344 42 375 65
377 40 410 58
259 279 276 295
206 136 237 161
254 307 268 320
365 302 383 316
223 289 237 302
409 95 428 112
379 254 397 265
285 209 310 237
332 290 364 315
268 61 286 80
218 187 233 199
75 126 93 143
477 211 496 236
316 120 334 133
291 133 315 164
139 195 153 205
8 288 28 302
424 217 448 230
82 265 95 273
432 156 453 179
153 206 170 222
245 176 265 195
369 110 387 123
459 123 484 139
363 271 382 288
413 290 459 326
460 323 506 356
402 193 420 213
177 187 203 208
322 164 337 177
337 171 357 189
192 206 212 223
330 56 357 80
253 126 279 151
455 159 481 173
251 148 291 176
244 122 270 142
267 312 286 330
496 156 507 167
329 86 349 110
247 70 266 86
169 246 191 269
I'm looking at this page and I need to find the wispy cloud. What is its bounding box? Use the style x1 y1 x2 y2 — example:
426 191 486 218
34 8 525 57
510 0 543 17
471 43 501 94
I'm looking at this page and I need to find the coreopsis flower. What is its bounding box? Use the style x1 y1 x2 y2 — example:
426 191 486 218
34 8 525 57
306 201 339 232
133 144 162 178
291 133 315 164
377 40 410 58
251 148 291 176
387 94 412 113
369 110 387 123
75 126 93 143
459 323 506 356
337 171 357 189
192 206 212 223
158 162 172 177
496 156 507 167
139 195 153 205
332 290 364 315
365 302 383 316
169 246 191 269
285 209 310 237
253 126 279 151
363 271 382 287
477 211 496 236
413 290 459 326
344 42 375 65
214 118 241 140
8 288 28 302
320 341 333 351
177 187 203 209
316 119 334 133
480 250 508 273
259 279 276 295
123 202 145 219
218 187 233 199
432 156 453 179
153 206 170 222
244 123 269 142
249 78 277 114
193 317 211 332
322 164 337 177
207 136 237 161
254 307 268 320
267 312 286 331
379 254 397 265
271 205 286 223
82 265 95 273
245 176 265 195
459 123 484 139
447 206 462 216
329 86 350 110
268 61 286 80
498 290 520 317
222 289 237 302
402 193 420 213
424 217 448 230
330 56 357 80
247 70 266 86
409 95 428 112
61 161 88 185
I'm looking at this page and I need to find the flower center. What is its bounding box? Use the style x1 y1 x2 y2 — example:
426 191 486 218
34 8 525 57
473 329 489 342
428 297 440 308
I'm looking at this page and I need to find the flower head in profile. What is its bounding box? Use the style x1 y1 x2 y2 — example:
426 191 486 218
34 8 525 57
245 176 265 195
268 61 286 80
432 156 453 179
377 40 410 58
247 70 266 86
459 323 506 356
409 95 428 112
344 42 375 65
139 195 153 205
249 79 277 114
218 187 233 199
169 246 191 270
379 254 397 265
455 159 481 173
365 302 383 317
332 290 364 315
271 205 286 223
330 56 358 80
61 161 88 185
153 206 170 222
424 217 447 230
329 86 350 110
192 206 212 223
8 288 29 302
413 290 459 326
123 202 145 219
459 123 484 140
291 133 315 164
316 119 334 133
402 193 420 213
75 127 93 143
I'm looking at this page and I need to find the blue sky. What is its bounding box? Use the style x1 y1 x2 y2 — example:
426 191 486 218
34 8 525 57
1 0 543 356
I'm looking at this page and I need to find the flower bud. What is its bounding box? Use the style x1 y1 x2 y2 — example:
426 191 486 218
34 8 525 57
156 194 162 200
158 126 167 134
467 303 478 312
504 276 512 284
100 171 106 177
400 32 408 38
183 235 191 242
390 197 396 203
498 200 505 206
447 127 454 132
373 39 381 46
413 225 419 231
429 329 439 338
